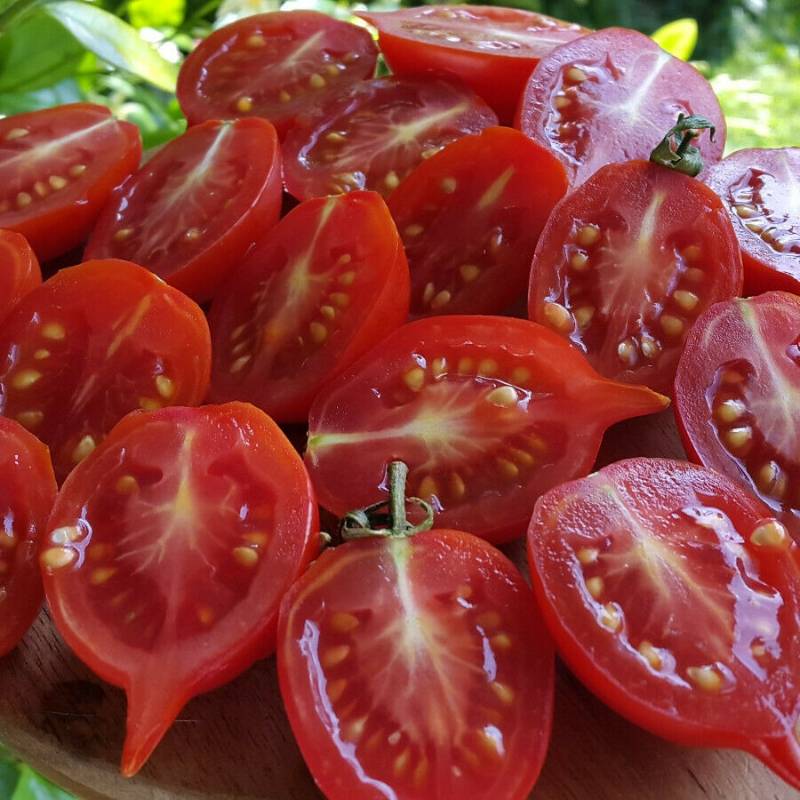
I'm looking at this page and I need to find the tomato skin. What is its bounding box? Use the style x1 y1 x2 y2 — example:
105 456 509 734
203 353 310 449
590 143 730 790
0 230 41 325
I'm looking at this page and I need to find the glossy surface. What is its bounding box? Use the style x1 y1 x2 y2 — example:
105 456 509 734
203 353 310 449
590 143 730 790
0 230 40 325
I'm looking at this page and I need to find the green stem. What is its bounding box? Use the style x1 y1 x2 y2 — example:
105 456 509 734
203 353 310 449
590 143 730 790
649 113 716 177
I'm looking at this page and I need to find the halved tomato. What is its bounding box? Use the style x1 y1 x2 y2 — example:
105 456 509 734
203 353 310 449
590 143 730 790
177 11 378 138
85 118 282 302
282 76 498 201
0 104 141 261
528 457 800 790
209 191 410 422
388 126 567 317
0 259 211 481
0 229 40 324
40 403 319 775
517 28 725 186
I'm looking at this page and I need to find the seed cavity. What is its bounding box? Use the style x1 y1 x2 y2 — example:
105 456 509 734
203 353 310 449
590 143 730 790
72 435 96 463
322 644 351 668
576 224 600 246
485 386 518 408
233 546 259 567
403 367 425 392
235 96 253 112
42 322 66 340
586 576 604 599
543 302 572 332
566 66 588 83
440 177 457 194
750 519 789 548
687 664 723 693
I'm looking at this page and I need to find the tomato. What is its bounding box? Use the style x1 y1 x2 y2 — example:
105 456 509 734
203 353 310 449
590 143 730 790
209 191 410 422
0 104 141 261
177 11 378 138
0 418 57 657
40 402 319 775
282 76 498 201
0 259 211 482
517 28 725 187
305 315 668 543
527 457 800 790
359 6 587 123
0 229 40 325
388 126 567 317
85 118 282 302
703 148 800 295
528 159 743 395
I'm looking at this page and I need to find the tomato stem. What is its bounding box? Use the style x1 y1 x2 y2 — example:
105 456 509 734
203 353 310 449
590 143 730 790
649 114 715 177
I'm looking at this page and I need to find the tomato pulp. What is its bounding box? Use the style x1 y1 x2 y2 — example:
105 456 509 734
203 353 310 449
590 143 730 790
0 229 41 325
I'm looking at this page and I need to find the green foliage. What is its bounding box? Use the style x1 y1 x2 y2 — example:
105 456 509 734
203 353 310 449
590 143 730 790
651 18 697 61
0 745 74 800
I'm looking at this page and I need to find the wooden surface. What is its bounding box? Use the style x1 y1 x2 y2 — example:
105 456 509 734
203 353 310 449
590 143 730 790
0 410 796 800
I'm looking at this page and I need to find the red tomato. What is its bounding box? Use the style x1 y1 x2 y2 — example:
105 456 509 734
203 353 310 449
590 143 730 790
282 76 498 201
0 229 41 324
0 418 57 657
209 191 410 422
305 316 668 543
40 403 319 775
359 6 587 123
517 28 725 187
703 148 800 295
85 118 282 302
0 259 211 482
177 11 377 138
0 104 141 261
527 458 800 790
388 126 567 317
279 528 554 800
528 160 743 395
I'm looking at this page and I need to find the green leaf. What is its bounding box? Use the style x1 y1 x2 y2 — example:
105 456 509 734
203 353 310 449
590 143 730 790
128 0 185 29
11 764 74 800
0 79 83 115
651 18 699 61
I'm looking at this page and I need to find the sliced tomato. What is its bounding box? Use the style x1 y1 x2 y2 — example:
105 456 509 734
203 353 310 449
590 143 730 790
305 316 668 543
279 528 554 800
0 259 211 482
0 104 141 261
359 6 587 123
528 160 743 395
177 11 377 138
0 229 40 325
527 457 800 790
282 76 498 201
209 192 409 422
517 28 725 187
41 403 319 775
85 118 282 302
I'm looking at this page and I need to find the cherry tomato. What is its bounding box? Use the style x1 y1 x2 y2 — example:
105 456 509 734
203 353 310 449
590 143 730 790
85 118 282 302
703 147 800 295
359 6 587 123
388 126 567 317
517 28 725 187
0 229 41 325
528 160 743 395
177 11 377 138
40 402 319 775
0 104 141 261
527 457 800 791
0 259 211 482
209 192 410 422
0 418 57 657
282 76 498 201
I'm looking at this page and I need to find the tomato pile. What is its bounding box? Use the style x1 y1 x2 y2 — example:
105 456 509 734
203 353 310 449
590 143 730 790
0 5 799 798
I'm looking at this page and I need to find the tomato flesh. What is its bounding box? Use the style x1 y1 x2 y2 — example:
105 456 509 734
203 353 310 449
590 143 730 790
0 229 40 325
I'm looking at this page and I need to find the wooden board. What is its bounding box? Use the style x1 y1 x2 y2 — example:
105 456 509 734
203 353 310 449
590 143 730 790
0 411 796 800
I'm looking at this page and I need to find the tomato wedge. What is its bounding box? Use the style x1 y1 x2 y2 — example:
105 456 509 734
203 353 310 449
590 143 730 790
388 126 567 317
177 11 378 138
0 259 211 482
282 76 498 201
0 229 40 325
0 418 57 657
85 118 282 302
209 192 410 422
0 104 141 261
41 403 319 776
518 28 725 186
703 147 800 295
527 457 800 791
528 159 743 394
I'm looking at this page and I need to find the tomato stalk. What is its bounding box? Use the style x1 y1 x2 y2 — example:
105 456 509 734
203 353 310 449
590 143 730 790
650 113 716 177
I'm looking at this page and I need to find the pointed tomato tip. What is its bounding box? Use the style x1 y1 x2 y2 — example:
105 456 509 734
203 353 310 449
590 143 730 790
602 379 671 423
758 732 800 791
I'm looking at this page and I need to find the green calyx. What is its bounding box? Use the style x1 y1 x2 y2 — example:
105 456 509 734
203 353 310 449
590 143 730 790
650 114 716 177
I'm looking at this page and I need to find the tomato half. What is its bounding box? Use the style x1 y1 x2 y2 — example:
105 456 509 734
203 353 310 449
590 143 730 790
388 126 567 317
359 6 587 124
703 148 800 295
0 229 40 325
0 259 211 482
209 192 409 422
279 528 554 800
282 76 498 201
0 104 141 261
177 11 377 138
527 458 800 790
305 316 668 543
528 160 743 395
0 418 57 657
85 118 282 302
517 28 725 187
41 403 319 775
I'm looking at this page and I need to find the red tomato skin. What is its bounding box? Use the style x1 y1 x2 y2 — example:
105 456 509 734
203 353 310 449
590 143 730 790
0 230 41 325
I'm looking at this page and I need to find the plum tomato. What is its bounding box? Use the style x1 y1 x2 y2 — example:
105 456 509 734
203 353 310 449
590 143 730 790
0 229 41 325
